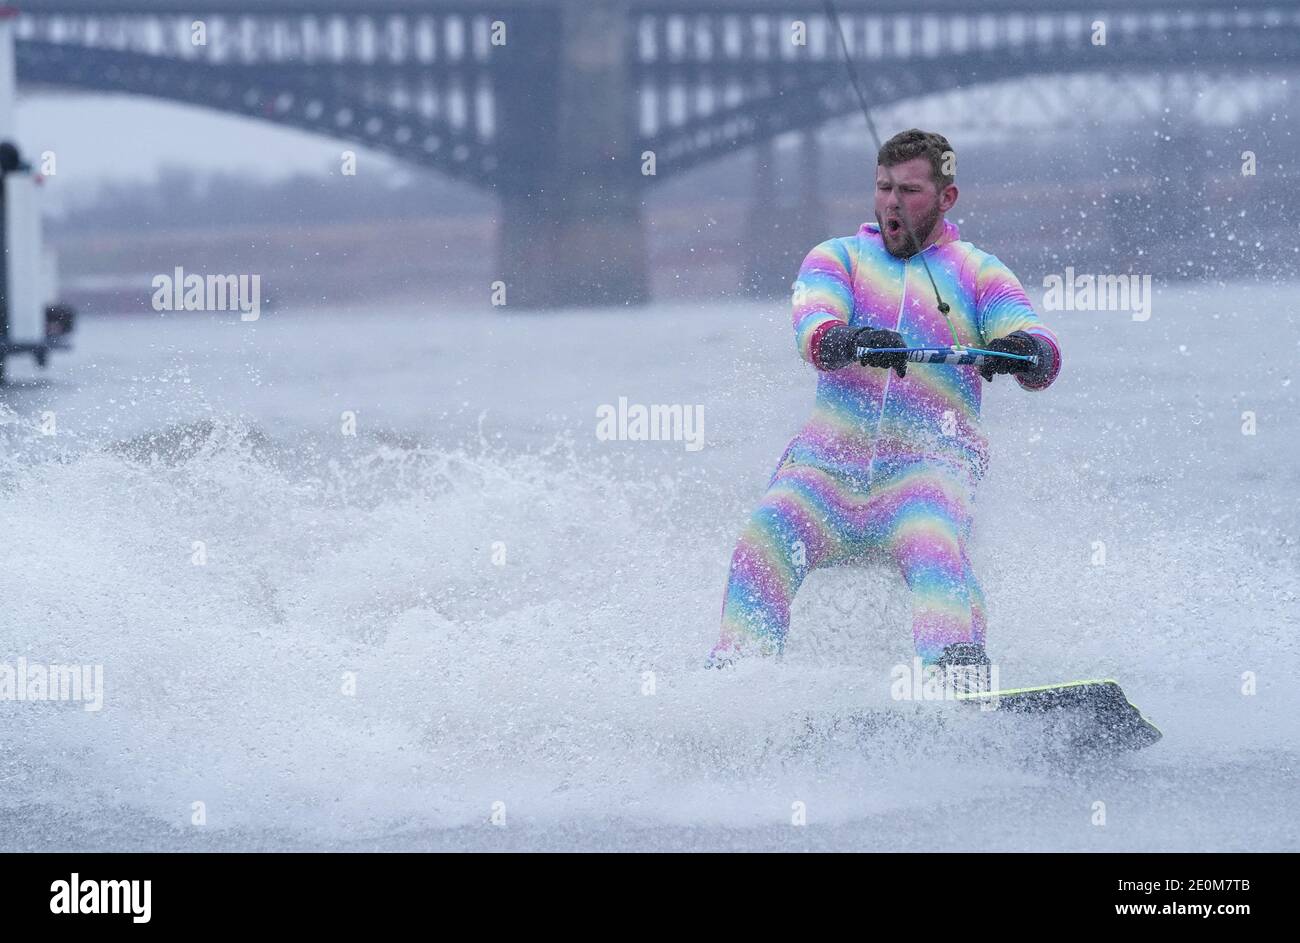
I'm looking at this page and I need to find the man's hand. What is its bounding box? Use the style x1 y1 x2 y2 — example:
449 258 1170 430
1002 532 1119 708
855 327 908 378
816 324 907 376
815 323 861 371
978 331 1040 382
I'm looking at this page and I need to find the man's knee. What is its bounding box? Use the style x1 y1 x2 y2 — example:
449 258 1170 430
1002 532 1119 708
887 519 976 604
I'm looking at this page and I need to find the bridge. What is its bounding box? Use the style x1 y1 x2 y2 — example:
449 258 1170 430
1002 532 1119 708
13 0 1300 306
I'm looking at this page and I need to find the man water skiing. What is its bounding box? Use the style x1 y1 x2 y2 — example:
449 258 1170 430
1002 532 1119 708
707 129 1061 688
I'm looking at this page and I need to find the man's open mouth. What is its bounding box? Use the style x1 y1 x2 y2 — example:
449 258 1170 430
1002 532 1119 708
886 219 903 234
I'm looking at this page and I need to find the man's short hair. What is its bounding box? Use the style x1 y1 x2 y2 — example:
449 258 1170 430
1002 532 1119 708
878 129 955 189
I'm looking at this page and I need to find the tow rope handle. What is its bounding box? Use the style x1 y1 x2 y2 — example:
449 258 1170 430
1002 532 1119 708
854 345 1040 368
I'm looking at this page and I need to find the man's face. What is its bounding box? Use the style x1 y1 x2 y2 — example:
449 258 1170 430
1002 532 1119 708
874 156 954 259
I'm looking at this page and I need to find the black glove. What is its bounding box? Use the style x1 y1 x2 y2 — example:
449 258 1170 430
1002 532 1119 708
855 327 908 378
978 331 1040 382
815 323 862 370
818 325 907 377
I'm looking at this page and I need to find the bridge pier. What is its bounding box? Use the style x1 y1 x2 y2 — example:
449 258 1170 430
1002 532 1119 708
492 2 648 309
742 130 827 299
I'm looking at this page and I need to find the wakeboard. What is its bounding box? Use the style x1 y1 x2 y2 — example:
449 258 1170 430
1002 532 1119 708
956 678 1162 754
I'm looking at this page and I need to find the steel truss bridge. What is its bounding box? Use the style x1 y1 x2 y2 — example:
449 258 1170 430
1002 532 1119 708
14 0 1300 305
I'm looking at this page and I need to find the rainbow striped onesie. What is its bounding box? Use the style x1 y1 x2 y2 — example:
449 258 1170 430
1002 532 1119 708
711 218 1061 666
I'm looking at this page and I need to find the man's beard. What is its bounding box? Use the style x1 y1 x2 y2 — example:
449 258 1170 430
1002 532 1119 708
878 201 943 259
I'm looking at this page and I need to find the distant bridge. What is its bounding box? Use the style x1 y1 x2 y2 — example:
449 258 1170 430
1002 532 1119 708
14 0 1300 305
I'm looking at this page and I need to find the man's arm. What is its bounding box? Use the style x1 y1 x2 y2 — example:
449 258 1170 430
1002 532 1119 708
792 238 855 370
974 253 1062 391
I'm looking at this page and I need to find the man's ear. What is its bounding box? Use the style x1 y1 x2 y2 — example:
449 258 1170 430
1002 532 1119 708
940 183 959 213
